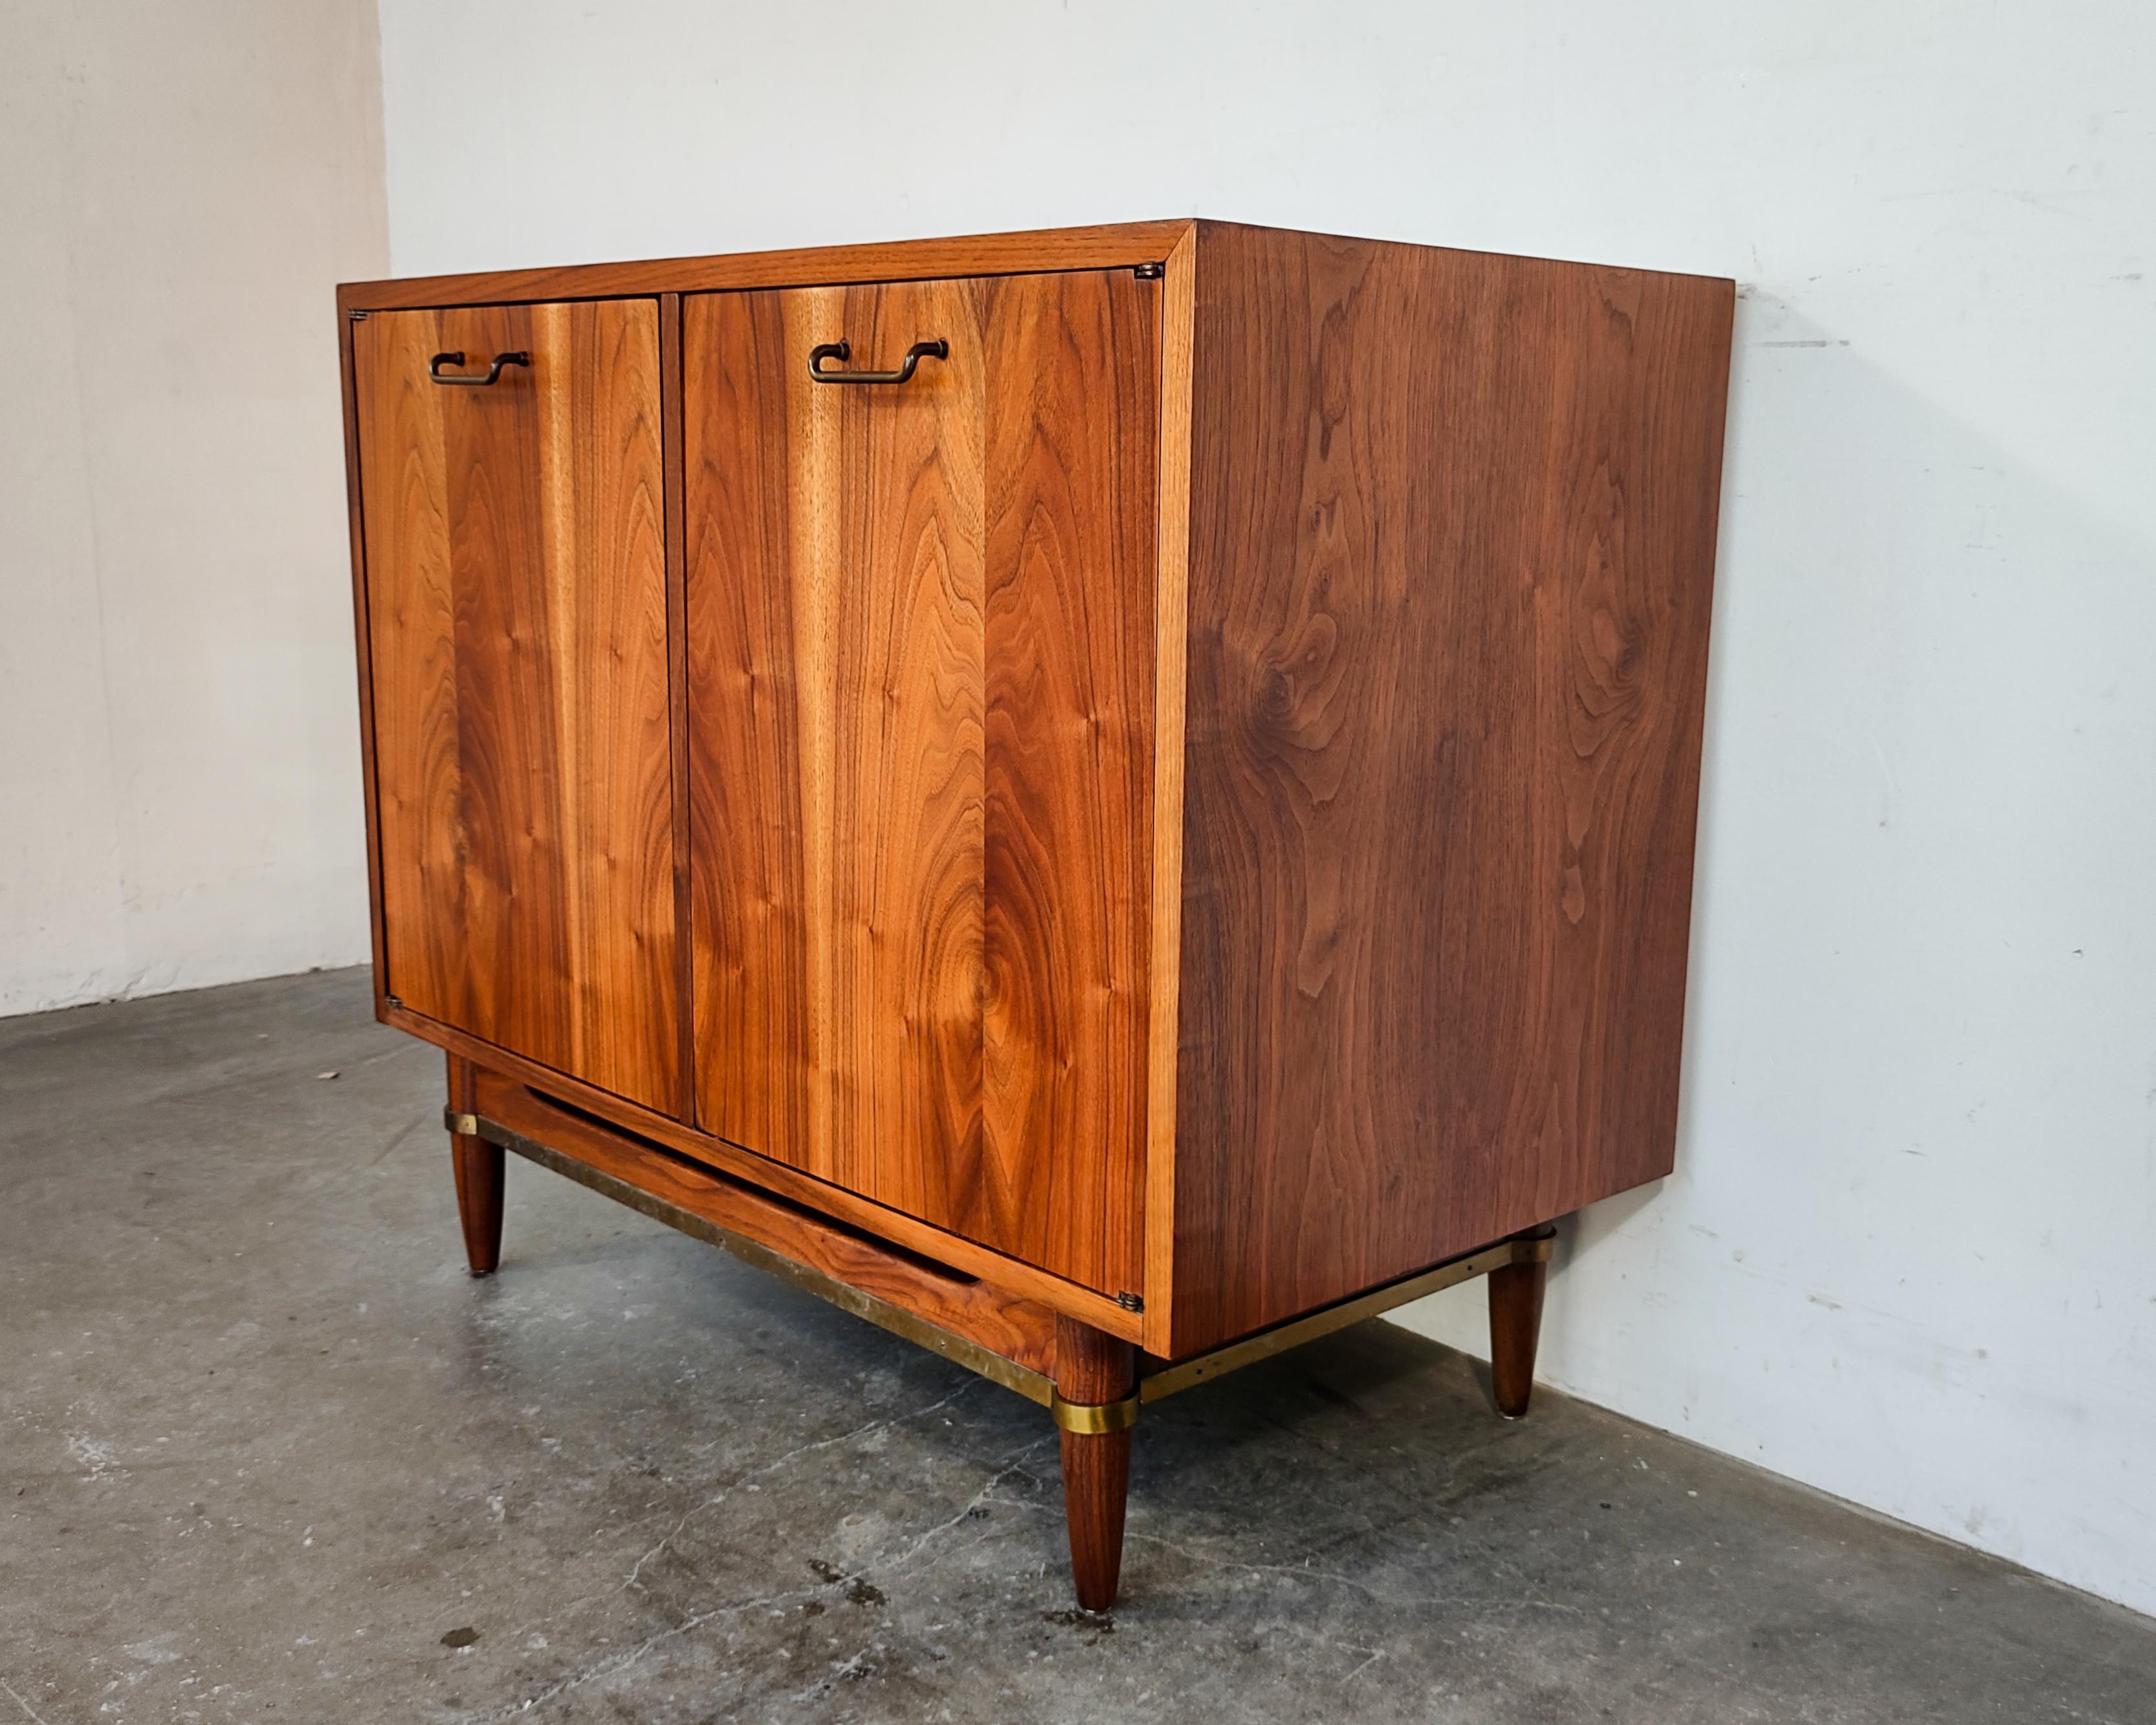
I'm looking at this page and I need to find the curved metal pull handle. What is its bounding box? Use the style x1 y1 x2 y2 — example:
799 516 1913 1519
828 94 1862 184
429 350 530 386
806 338 947 385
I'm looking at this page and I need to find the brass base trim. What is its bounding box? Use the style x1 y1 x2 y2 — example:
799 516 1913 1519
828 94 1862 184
445 1104 1558 1434
1051 1392 1141 1436
1138 1228 1556 1403
452 1108 1059 1409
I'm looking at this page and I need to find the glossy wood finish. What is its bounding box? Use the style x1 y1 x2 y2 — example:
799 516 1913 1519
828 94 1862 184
345 219 1731 1370
1161 222 1733 1354
1054 1317 1137 1612
346 219 1732 1613
659 294 697 1121
1488 1249 1550 1419
472 1067 1061 1374
355 299 679 1112
338 221 1194 314
446 1053 503 1275
682 270 1159 1300
1142 224 1198 1341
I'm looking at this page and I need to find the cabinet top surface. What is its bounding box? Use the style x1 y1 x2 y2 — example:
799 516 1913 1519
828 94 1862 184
336 218 1732 313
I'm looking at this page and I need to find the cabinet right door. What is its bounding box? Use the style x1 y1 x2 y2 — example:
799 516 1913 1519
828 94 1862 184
681 270 1158 1300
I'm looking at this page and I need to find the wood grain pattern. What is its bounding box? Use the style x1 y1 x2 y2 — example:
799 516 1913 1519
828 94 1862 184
659 294 696 1122
1141 225 1198 1357
383 999 1147 1342
683 270 1160 1300
1163 221 1733 1355
344 223 1733 1363
338 221 1194 315
470 1066 1061 1375
355 298 679 1112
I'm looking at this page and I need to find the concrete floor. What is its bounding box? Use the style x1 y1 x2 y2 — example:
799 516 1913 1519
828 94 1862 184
3 972 2152 1725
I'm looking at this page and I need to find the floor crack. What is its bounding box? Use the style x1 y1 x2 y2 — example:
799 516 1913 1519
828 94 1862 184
0 1680 52 1725
618 1383 980 1597
465 1381 999 1717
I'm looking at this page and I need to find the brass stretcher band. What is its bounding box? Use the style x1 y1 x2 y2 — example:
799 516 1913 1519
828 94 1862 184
446 1107 1555 1440
1050 1392 1142 1436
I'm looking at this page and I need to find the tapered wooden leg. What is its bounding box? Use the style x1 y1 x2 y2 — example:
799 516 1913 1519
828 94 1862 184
446 1054 502 1277
1054 1316 1136 1612
1488 1236 1550 1418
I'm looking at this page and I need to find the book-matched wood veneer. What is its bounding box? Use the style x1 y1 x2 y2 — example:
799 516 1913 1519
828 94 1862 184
340 219 1732 1610
353 300 678 1112
681 271 1158 1303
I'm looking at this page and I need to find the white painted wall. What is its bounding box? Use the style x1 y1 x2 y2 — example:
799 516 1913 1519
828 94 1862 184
198 0 2121 1621
0 1 387 1016
374 0 2156 1613
0 0 2140 1629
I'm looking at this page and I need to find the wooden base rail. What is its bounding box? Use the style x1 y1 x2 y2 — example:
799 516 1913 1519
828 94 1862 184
456 1065 1061 1376
449 1100 1068 1400
441 1059 1557 1610
448 1097 1556 1414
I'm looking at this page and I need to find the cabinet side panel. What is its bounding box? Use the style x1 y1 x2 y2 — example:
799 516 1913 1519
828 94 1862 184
1170 224 1733 1353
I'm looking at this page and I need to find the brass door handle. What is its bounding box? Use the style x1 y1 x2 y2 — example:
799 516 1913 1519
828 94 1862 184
806 338 947 385
429 350 529 386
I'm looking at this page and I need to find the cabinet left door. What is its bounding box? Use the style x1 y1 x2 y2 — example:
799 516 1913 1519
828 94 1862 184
353 299 680 1114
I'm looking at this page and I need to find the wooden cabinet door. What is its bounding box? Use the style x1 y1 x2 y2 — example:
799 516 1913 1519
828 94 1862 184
682 272 1158 1299
355 299 679 1114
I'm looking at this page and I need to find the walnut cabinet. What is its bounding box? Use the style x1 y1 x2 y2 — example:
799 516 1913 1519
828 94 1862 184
338 221 1733 1609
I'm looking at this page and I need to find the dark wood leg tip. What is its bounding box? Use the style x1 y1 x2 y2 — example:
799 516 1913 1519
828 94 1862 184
1060 1425 1132 1612
1488 1241 1550 1420
1055 1316 1136 1612
451 1134 505 1277
448 1055 504 1278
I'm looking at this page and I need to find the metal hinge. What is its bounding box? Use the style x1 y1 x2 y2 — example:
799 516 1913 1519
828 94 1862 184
382 993 402 1009
348 309 369 321
1115 1291 1145 1313
1132 263 1164 280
